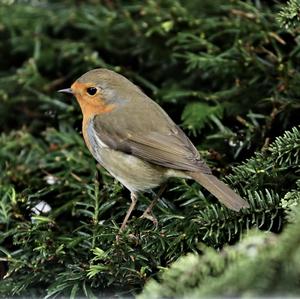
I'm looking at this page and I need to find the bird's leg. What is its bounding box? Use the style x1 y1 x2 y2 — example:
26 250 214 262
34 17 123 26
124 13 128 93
140 183 167 227
119 192 138 232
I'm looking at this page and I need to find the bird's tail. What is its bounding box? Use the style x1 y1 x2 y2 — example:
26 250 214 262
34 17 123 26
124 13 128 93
188 172 249 211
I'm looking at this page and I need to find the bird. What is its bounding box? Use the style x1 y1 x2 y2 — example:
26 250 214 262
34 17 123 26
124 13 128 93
58 68 249 231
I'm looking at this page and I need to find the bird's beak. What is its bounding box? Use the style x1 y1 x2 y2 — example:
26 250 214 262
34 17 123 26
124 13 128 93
57 88 73 94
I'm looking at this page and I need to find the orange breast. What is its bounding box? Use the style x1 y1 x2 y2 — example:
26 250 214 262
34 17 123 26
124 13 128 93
71 81 116 152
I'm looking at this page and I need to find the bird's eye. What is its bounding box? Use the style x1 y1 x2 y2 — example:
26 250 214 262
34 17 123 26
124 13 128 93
86 87 97 96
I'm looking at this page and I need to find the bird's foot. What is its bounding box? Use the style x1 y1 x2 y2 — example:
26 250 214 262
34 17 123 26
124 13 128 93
140 210 158 229
116 233 121 243
116 231 138 244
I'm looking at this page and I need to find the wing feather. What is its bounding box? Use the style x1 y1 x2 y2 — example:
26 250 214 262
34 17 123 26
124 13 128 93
91 96 211 174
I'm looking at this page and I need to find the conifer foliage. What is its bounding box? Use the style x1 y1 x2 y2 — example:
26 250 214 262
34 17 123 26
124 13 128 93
0 0 300 297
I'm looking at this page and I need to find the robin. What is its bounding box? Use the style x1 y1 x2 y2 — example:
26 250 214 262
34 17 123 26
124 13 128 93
59 68 249 231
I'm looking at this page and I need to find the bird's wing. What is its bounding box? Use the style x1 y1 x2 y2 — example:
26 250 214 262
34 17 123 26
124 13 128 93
91 99 211 174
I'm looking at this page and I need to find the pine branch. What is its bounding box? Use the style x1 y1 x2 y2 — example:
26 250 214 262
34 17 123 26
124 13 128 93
277 0 300 30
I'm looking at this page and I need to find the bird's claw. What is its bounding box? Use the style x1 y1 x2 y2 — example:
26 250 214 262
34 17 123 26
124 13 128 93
140 211 158 229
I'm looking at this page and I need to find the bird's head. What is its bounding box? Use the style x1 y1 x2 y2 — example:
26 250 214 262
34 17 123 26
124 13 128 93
59 68 140 117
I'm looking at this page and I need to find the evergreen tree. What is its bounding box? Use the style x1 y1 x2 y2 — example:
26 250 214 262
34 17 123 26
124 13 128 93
0 0 299 297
